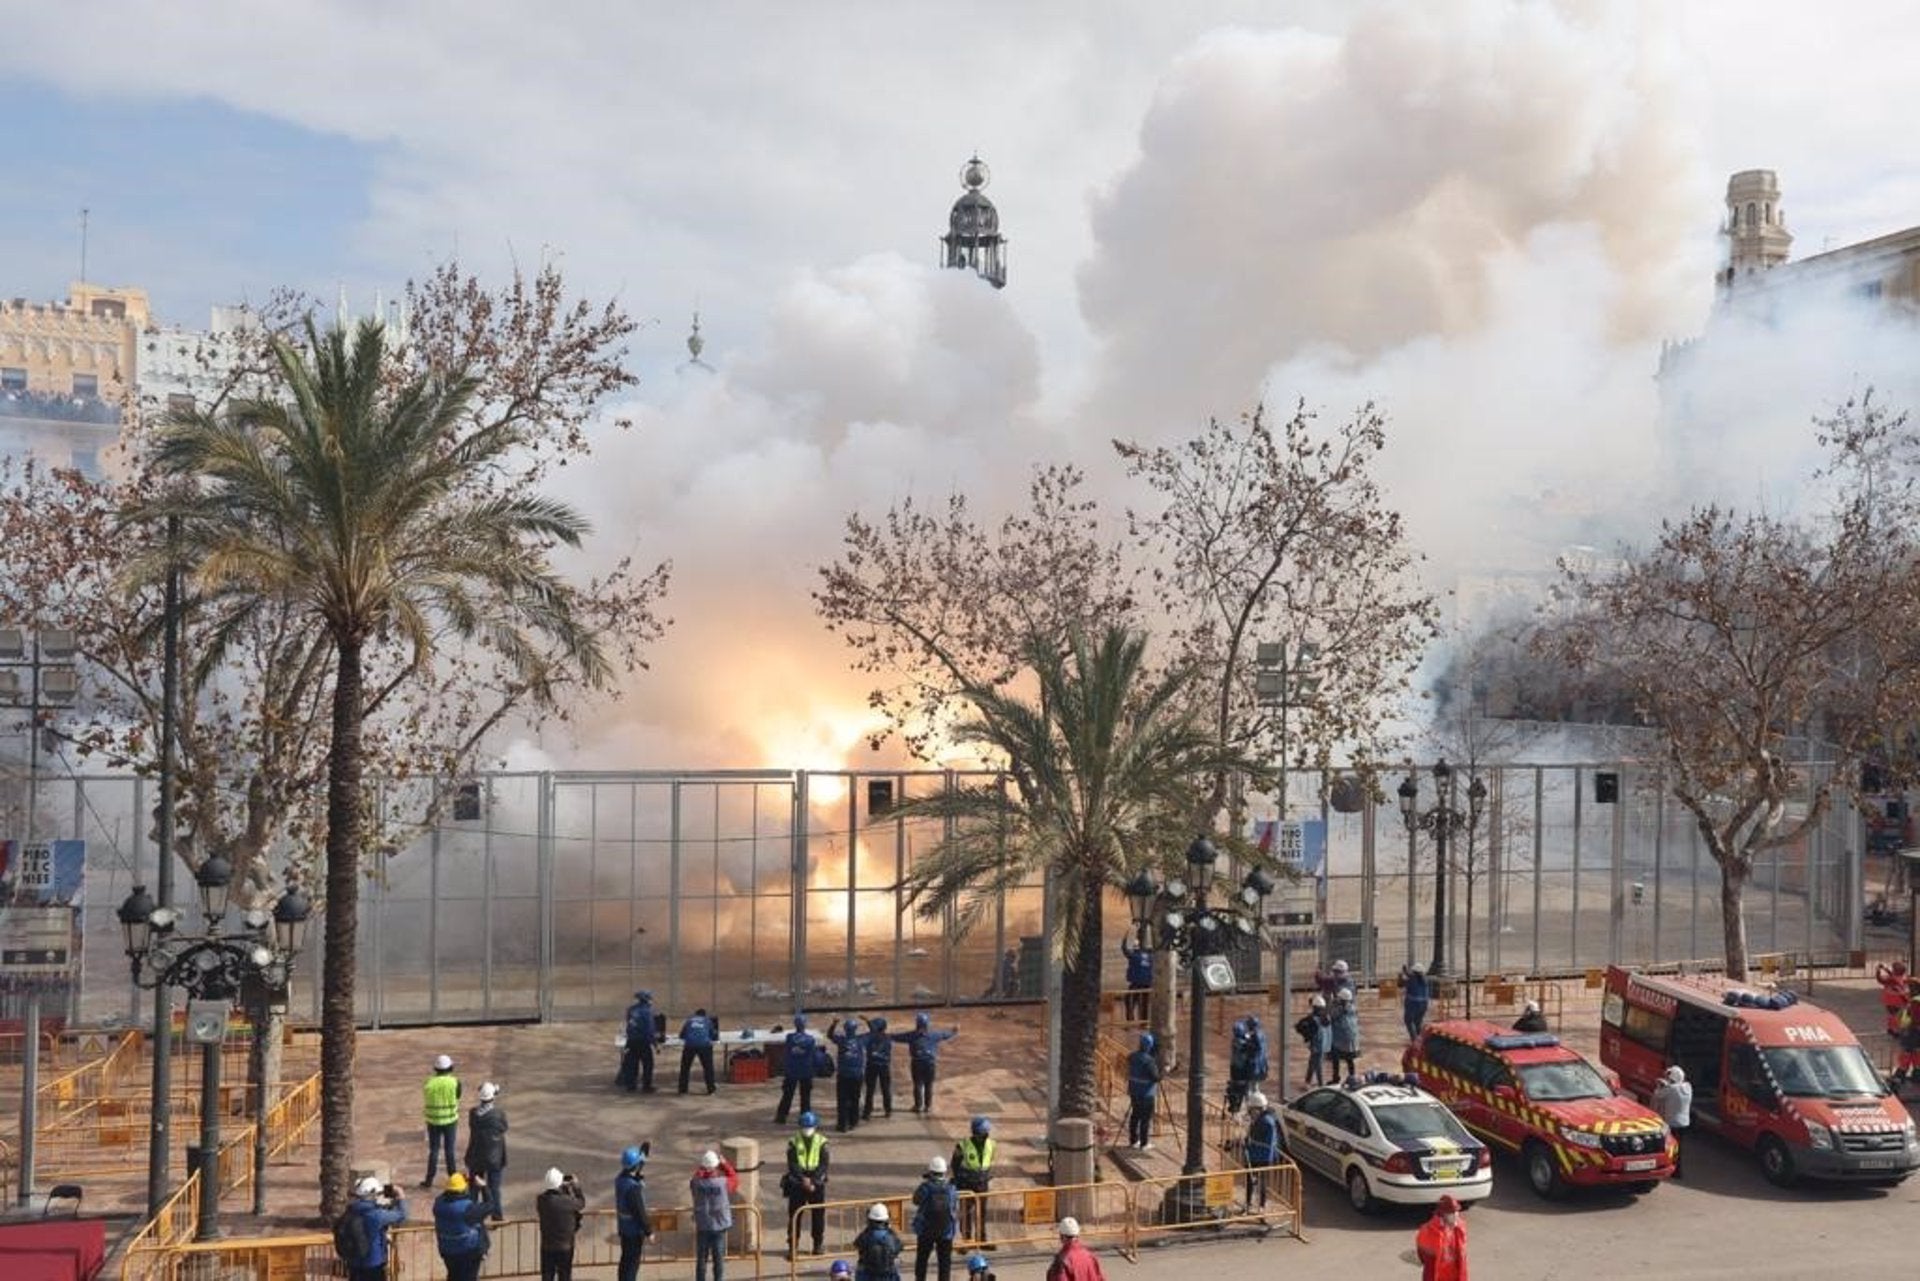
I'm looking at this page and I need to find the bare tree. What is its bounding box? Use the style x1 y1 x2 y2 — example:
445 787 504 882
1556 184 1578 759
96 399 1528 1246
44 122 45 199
1539 402 1920 978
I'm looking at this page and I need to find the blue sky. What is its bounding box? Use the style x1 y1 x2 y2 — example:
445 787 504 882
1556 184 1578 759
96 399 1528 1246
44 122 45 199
0 85 384 324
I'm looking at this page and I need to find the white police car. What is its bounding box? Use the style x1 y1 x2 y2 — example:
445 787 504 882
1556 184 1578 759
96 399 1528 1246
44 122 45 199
1278 1072 1492 1213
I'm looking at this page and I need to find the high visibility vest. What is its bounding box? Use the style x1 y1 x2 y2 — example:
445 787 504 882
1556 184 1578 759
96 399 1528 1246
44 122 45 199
423 1073 460 1126
957 1136 994 1173
789 1132 826 1172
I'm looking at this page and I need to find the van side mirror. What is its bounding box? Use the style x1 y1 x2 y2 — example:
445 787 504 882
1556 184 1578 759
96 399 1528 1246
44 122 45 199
1602 1068 1623 1094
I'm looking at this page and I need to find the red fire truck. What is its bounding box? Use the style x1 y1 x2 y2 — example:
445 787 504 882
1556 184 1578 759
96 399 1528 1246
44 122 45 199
1600 967 1920 1186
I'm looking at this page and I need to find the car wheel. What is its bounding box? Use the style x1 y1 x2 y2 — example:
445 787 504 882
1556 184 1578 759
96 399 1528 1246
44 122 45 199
1758 1136 1797 1188
1524 1141 1567 1200
1345 1167 1375 1214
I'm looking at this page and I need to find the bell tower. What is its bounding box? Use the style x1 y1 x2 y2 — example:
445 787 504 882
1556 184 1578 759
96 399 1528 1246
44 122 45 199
940 155 1007 289
1719 169 1792 295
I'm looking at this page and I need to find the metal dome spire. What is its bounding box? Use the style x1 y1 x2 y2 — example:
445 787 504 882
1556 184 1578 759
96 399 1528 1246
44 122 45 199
941 154 1007 289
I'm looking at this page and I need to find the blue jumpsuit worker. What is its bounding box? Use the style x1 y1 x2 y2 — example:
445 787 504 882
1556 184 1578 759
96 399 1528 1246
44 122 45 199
828 1016 869 1132
615 1145 654 1281
679 1008 719 1095
433 1172 492 1281
1121 938 1153 1022
1400 965 1431 1042
951 1116 995 1243
784 1113 830 1256
1125 1033 1160 1149
862 1017 895 1119
1225 1017 1269 1112
421 1054 461 1188
777 1014 819 1123
911 1156 960 1281
1295 995 1332 1087
854 1204 903 1281
342 1176 407 1281
618 990 660 1092
894 1013 958 1114
1242 1091 1282 1206
463 1082 508 1222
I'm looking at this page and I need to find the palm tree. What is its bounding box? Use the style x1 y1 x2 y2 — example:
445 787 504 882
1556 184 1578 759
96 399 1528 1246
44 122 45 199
892 625 1253 1119
131 319 608 1217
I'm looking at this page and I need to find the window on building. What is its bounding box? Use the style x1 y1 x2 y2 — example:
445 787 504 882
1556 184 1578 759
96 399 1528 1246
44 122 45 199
1857 280 1885 301
89 298 126 320
167 393 196 417
71 373 99 397
0 368 24 392
1746 202 1757 229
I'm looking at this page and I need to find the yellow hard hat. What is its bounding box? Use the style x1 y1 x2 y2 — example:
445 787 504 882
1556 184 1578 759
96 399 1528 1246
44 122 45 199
446 1172 469 1193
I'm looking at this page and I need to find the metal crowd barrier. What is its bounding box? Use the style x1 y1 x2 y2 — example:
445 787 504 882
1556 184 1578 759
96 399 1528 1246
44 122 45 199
786 1167 1302 1277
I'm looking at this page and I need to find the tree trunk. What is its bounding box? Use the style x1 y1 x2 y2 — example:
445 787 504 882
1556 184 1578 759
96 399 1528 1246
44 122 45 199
1056 883 1105 1119
1720 858 1750 981
318 637 365 1220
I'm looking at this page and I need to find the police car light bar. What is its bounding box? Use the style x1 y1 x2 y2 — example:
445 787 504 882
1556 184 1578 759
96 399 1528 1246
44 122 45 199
1344 1070 1422 1091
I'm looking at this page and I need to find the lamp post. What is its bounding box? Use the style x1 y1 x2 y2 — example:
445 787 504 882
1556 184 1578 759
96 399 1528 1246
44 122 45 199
1396 760 1486 981
1126 838 1273 1220
0 624 79 1208
119 861 310 1240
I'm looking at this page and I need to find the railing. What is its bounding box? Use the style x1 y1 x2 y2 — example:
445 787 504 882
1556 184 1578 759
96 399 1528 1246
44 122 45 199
264 1070 322 1159
391 1204 765 1279
786 1167 1301 1277
119 1168 202 1281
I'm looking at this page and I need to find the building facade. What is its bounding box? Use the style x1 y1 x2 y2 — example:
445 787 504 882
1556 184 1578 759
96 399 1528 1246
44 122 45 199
0 282 148 474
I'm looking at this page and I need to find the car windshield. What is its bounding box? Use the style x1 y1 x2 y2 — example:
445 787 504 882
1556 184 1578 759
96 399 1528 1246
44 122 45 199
1517 1060 1613 1101
1373 1101 1473 1146
1761 1046 1889 1098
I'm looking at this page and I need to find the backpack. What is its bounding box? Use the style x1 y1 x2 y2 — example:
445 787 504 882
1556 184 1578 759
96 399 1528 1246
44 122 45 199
859 1227 900 1274
918 1180 955 1237
333 1205 371 1266
1293 1015 1316 1046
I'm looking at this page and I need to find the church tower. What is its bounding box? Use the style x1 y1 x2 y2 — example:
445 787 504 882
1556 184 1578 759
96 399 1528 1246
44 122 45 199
941 155 1007 289
1718 169 1792 295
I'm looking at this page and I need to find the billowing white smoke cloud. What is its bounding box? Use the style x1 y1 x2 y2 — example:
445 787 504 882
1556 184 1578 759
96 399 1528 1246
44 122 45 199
549 255 1044 767
544 0 1919 768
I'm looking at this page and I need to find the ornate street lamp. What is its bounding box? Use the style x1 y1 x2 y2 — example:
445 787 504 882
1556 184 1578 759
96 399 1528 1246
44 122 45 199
119 873 311 1240
1397 761 1487 977
1127 837 1273 1221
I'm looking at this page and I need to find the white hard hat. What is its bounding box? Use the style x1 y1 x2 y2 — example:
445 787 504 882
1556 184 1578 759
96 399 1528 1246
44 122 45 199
479 1082 500 1101
927 1156 948 1175
545 1168 566 1191
1309 994 1326 1008
355 1176 382 1197
1664 1065 1686 1083
1332 959 1349 973
433 1054 454 1071
701 1150 721 1170
1247 1091 1267 1110
1337 988 1354 1002
1059 1216 1081 1237
1525 999 1540 1013
868 1202 890 1222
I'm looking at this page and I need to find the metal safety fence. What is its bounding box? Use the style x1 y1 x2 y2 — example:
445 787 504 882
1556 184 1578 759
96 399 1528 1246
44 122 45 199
19 754 1868 1031
123 1204 768 1281
787 1168 1300 1278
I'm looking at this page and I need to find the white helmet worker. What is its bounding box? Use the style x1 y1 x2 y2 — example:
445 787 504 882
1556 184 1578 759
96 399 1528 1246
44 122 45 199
868 1203 890 1222
1058 1216 1081 1238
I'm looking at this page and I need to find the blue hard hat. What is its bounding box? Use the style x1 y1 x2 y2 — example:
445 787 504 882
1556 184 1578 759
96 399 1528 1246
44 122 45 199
1139 1032 1155 1052
831 1263 853 1277
971 1116 991 1135
967 1254 989 1274
871 1016 888 1031
795 1013 809 1029
622 1145 644 1168
800 1111 818 1129
916 1011 930 1027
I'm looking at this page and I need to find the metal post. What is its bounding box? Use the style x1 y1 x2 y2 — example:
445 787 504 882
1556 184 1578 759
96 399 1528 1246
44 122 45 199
1360 801 1376 984
251 992 269 1216
790 773 808 1004
1276 944 1292 1098
428 823 442 1022
1609 774 1626 963
1531 768 1544 976
1405 805 1418 967
1429 810 1449 976
19 987 38 1207
1182 873 1210 1178
150 521 180 1217
668 780 682 1014
17 631 43 1208
1652 781 1666 964
1042 866 1060 1131
196 1034 222 1240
